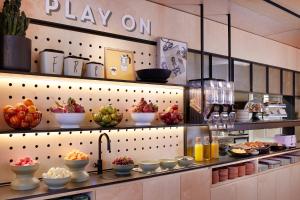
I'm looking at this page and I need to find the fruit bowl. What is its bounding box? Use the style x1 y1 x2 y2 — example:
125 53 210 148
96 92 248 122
10 159 40 191
50 98 85 128
3 99 42 130
112 157 134 175
131 113 156 125
159 105 183 125
93 105 123 127
54 113 85 128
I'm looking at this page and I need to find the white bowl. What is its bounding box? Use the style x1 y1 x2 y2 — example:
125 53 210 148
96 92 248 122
113 164 134 175
159 159 177 170
64 159 89 182
139 160 160 172
43 176 71 190
131 113 156 125
54 113 85 128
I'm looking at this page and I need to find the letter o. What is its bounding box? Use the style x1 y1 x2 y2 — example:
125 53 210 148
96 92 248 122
122 15 136 32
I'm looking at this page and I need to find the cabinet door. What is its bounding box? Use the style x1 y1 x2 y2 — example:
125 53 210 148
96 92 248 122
283 70 293 96
290 164 300 200
236 177 258 200
258 171 276 200
181 168 210 200
253 64 266 93
212 57 229 81
96 181 142 200
143 174 180 200
276 167 291 200
269 67 281 95
211 183 236 200
295 73 300 96
234 61 250 92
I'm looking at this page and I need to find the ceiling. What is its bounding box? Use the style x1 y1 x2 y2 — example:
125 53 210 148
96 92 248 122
148 0 300 48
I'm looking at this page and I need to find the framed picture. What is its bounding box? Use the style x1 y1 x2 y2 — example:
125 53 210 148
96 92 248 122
104 48 135 81
157 38 187 84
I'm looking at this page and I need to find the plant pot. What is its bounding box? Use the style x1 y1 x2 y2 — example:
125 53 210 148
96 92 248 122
0 35 31 72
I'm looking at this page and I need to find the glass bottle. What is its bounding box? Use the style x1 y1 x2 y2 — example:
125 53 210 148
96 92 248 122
211 137 220 159
194 137 204 162
203 136 211 161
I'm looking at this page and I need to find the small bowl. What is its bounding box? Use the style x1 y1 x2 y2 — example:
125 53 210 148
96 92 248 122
43 176 71 190
159 159 177 170
93 113 123 127
139 160 160 173
64 160 89 182
136 69 171 83
131 113 156 125
113 164 134 175
53 113 85 128
176 156 194 167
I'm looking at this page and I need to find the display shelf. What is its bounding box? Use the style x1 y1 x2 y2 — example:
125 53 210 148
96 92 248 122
0 123 206 134
231 119 300 131
1 119 300 134
0 70 187 88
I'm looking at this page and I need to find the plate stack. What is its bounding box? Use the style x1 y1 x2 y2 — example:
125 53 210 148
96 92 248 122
212 169 219 184
237 164 246 177
228 166 239 179
236 110 250 122
219 168 229 182
245 162 255 175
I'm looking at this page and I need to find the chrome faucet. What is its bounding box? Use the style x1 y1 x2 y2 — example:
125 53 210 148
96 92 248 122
97 133 111 174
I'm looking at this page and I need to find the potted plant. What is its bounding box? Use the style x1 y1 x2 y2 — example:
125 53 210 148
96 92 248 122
0 0 31 72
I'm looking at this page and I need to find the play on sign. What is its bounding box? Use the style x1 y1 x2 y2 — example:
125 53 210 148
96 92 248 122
45 0 152 35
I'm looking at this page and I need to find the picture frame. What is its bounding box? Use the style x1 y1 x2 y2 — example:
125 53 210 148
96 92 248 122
157 38 188 84
104 48 135 81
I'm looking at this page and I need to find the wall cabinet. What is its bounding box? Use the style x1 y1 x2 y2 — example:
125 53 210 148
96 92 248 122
212 57 229 81
295 73 300 96
234 61 251 92
269 67 281 95
181 168 210 200
253 64 266 93
283 70 293 96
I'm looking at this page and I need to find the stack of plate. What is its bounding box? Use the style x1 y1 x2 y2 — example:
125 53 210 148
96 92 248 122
236 110 250 122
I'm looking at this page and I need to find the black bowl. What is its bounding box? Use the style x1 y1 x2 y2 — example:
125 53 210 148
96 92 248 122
136 69 171 83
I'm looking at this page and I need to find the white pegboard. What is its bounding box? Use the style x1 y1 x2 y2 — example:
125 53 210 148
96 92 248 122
26 24 156 73
0 23 186 184
0 127 184 183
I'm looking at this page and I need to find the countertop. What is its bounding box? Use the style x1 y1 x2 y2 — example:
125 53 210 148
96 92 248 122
1 147 299 200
